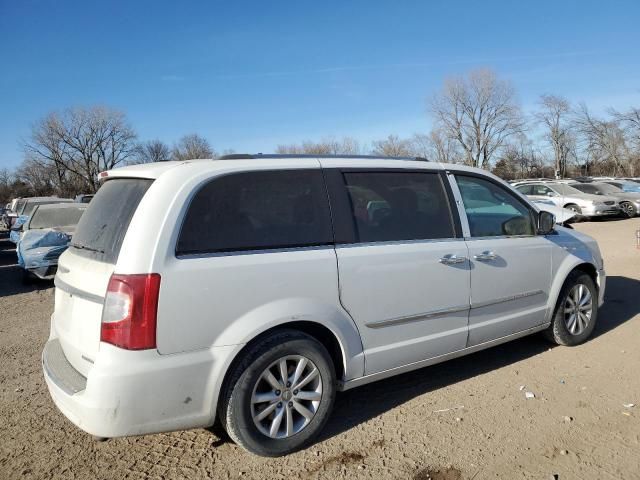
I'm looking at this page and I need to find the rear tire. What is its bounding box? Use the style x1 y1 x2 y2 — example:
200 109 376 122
218 330 336 457
545 271 598 346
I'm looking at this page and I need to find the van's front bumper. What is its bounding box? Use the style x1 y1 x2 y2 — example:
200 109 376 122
42 336 237 438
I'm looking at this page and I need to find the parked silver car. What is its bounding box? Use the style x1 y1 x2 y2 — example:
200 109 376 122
570 182 640 217
513 181 620 217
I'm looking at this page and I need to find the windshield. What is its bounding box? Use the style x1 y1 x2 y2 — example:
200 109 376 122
29 205 86 229
71 178 153 264
550 183 584 195
15 199 27 214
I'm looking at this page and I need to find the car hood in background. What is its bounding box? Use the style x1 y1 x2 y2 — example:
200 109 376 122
16 228 72 270
533 201 577 224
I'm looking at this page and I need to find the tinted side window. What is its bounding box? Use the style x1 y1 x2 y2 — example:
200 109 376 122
532 184 554 196
177 170 332 255
456 175 535 237
576 184 596 194
516 185 533 195
342 172 455 243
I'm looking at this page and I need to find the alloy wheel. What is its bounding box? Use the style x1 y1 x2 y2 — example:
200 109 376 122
621 202 635 218
250 355 322 439
564 283 593 335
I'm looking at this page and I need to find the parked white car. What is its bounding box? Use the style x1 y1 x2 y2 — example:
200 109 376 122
513 181 620 217
531 200 580 225
43 155 606 456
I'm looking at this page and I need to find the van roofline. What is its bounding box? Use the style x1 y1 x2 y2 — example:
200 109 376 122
217 153 429 161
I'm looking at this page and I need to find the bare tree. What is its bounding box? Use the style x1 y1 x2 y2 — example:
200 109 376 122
493 134 549 180
370 134 414 157
419 129 462 163
16 158 57 196
171 134 215 160
611 107 640 148
429 68 524 168
574 104 630 176
536 94 574 178
276 137 361 155
24 106 137 193
134 139 171 163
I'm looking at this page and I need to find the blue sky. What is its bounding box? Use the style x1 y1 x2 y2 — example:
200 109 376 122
1 0 639 168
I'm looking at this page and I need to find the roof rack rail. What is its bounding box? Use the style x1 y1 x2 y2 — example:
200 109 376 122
217 153 429 162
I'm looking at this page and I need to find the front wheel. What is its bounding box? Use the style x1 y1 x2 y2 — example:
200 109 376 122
545 271 598 346
564 204 582 214
620 201 637 218
219 330 336 456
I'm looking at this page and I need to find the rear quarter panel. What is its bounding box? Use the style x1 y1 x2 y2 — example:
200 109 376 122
120 161 365 381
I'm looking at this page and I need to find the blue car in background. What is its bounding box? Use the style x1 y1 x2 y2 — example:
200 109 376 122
17 203 87 281
606 180 640 193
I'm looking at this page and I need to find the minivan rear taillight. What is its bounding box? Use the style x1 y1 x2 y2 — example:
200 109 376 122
101 274 161 350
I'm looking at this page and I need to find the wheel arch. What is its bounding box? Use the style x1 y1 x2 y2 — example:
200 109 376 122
212 319 362 427
547 261 599 323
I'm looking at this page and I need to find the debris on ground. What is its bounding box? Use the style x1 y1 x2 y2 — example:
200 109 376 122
622 403 635 408
525 391 535 399
432 405 464 413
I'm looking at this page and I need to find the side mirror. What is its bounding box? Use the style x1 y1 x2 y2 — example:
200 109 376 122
537 210 555 235
546 191 557 197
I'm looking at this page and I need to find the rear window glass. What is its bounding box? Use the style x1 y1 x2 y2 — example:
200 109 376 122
30 206 86 229
23 200 72 216
71 179 153 264
177 170 333 255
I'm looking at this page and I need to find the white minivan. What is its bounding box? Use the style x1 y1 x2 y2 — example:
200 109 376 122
43 155 605 456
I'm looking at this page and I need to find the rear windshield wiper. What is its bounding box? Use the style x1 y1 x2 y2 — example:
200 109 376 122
70 242 105 254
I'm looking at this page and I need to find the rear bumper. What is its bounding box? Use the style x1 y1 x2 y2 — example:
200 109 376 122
43 335 238 437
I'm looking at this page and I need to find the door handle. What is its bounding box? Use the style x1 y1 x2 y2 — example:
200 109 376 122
473 251 497 261
439 254 467 265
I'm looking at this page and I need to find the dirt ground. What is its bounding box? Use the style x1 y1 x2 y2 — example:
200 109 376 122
1 218 639 480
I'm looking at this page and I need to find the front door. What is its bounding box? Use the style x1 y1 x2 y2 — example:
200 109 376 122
331 169 471 375
453 174 552 346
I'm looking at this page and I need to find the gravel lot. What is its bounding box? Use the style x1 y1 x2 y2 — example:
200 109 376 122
1 218 639 480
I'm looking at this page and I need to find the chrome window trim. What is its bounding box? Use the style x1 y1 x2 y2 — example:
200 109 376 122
176 244 335 260
336 237 464 249
464 234 537 241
